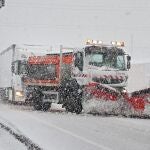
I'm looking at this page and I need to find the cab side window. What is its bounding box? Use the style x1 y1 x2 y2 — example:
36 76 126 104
74 52 83 71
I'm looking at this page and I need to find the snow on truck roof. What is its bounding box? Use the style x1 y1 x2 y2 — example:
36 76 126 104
16 44 73 54
0 44 74 58
15 44 52 55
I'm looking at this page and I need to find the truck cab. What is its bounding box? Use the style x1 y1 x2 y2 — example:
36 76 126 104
72 40 131 91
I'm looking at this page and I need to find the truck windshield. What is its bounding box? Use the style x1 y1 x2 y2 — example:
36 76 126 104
27 64 56 80
86 52 125 70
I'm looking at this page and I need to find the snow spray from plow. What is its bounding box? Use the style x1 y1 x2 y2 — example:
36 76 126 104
82 83 150 117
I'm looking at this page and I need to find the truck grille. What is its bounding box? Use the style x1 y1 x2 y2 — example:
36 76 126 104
92 76 124 84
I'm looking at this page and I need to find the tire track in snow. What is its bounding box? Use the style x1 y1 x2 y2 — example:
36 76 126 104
27 114 113 150
0 122 43 150
0 103 112 150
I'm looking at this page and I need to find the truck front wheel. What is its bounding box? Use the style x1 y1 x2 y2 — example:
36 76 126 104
74 103 82 114
33 101 42 110
65 103 82 114
33 95 43 111
61 79 83 114
65 104 74 113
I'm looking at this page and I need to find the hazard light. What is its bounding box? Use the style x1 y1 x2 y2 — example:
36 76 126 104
111 41 125 47
86 39 103 45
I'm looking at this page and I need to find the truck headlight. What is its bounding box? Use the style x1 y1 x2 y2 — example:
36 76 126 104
16 91 24 97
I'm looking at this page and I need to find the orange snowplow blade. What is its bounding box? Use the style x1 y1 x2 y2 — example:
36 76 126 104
83 83 150 117
83 82 122 114
84 82 120 101
126 88 150 114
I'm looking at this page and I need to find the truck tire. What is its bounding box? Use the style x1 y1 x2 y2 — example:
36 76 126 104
65 104 74 113
32 88 43 111
42 102 51 111
74 102 82 114
32 96 43 111
60 79 83 114
33 100 42 111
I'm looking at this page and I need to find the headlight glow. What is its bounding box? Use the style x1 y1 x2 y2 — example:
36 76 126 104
111 41 125 47
86 39 103 45
16 91 24 97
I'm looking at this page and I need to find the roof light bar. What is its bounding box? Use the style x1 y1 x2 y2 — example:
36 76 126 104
86 39 125 47
111 41 125 47
86 39 103 45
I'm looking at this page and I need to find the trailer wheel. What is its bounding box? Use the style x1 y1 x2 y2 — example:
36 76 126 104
42 102 51 111
33 97 42 111
33 103 42 110
32 88 44 111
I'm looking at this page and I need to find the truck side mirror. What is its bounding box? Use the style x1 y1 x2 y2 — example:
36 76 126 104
127 55 131 61
127 62 131 69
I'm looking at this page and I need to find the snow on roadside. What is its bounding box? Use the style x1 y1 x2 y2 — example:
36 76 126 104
0 116 43 150
0 127 26 150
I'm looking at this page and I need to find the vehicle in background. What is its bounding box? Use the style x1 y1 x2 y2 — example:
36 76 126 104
0 44 51 103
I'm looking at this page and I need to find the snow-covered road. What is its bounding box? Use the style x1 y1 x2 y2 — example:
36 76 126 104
0 102 150 150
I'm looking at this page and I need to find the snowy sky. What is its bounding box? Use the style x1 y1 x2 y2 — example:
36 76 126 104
0 0 150 63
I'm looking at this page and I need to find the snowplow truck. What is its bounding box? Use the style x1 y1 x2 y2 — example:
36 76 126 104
23 41 143 115
0 44 52 103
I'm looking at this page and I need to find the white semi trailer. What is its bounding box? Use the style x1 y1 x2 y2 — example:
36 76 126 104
0 44 50 102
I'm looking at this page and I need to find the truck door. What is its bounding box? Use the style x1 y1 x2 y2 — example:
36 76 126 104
74 52 83 72
73 52 88 85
